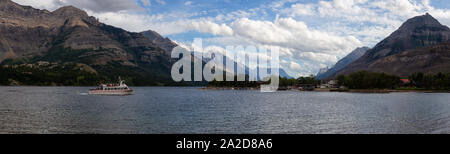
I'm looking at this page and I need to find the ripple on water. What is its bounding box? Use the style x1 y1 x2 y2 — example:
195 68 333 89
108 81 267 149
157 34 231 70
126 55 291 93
1 87 450 134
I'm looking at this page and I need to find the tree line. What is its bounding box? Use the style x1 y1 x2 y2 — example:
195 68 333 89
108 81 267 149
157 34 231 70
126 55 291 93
409 72 450 90
208 75 318 88
337 71 450 90
0 65 106 86
337 71 401 89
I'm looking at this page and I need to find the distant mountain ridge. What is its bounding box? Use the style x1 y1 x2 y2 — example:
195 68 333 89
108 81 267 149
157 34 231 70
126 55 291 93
336 13 450 77
316 47 369 80
203 54 294 80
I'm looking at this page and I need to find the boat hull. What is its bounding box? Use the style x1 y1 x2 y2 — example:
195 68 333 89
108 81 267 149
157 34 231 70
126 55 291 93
88 89 133 95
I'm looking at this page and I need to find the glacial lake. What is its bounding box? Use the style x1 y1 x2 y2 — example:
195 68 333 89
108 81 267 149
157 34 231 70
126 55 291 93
1 86 450 134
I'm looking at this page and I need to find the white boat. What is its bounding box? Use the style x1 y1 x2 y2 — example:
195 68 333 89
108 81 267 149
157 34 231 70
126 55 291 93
89 77 133 95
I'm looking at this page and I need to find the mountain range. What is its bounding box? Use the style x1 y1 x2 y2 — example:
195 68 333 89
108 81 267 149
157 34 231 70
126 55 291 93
0 0 293 85
335 13 450 77
316 47 370 80
3 0 448 85
0 0 177 85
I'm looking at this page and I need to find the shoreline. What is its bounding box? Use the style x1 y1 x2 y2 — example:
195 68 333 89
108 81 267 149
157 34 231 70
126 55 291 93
201 87 450 93
200 87 261 90
346 89 450 93
1 86 449 93
324 88 450 93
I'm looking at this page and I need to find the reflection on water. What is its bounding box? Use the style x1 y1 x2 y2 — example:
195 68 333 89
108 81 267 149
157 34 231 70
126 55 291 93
1 86 450 134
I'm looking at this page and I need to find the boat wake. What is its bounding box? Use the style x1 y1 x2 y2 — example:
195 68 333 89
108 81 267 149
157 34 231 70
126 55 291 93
78 92 89 95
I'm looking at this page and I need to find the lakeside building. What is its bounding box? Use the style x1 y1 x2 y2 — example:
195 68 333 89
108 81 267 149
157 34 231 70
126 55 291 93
400 79 411 87
320 80 338 89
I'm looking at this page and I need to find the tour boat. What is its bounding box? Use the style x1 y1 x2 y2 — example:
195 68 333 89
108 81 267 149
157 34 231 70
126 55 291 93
89 77 133 95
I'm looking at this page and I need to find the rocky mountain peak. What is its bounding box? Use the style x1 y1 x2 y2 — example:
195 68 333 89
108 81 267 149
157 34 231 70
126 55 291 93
142 30 164 40
398 13 447 32
335 13 450 77
0 0 13 5
0 0 48 16
141 30 178 55
52 5 89 18
365 13 450 59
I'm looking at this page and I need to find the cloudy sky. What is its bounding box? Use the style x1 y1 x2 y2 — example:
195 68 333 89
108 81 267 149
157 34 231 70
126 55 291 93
12 0 450 77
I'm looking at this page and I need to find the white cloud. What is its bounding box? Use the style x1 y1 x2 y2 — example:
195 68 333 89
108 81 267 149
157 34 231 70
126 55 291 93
230 17 361 54
281 3 316 16
141 0 151 6
297 52 338 64
9 0 450 77
268 0 450 76
87 10 154 32
155 0 166 5
283 0 449 28
289 61 301 71
371 0 423 17
88 10 234 35
67 0 141 12
12 0 60 11
148 20 234 35
13 0 143 12
186 20 234 36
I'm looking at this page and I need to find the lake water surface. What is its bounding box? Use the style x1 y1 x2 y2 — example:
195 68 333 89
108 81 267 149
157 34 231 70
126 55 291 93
1 86 450 134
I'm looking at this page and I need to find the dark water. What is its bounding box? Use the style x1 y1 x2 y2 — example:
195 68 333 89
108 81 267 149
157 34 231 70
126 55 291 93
1 86 450 134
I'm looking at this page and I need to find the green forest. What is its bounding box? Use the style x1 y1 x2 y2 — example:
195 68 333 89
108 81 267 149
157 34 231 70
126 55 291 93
337 71 450 90
0 64 105 86
208 75 316 88
337 71 401 89
409 72 450 90
2 62 450 90
0 63 182 86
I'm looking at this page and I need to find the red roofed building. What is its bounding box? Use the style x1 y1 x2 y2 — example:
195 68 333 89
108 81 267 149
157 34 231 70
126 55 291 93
400 79 411 86
400 79 410 83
